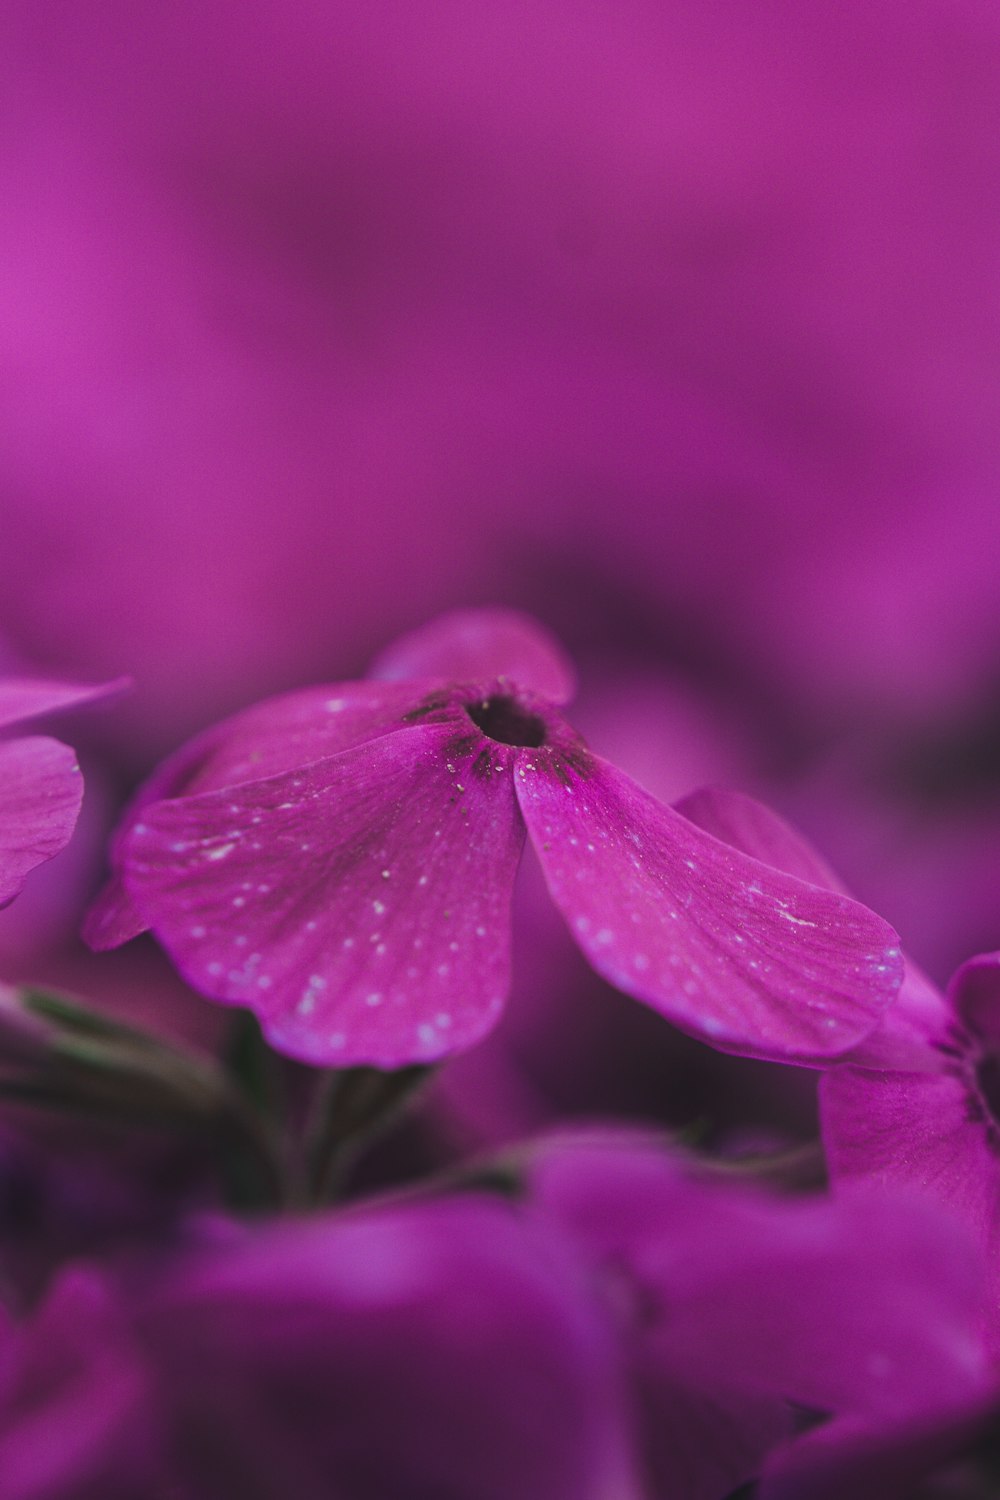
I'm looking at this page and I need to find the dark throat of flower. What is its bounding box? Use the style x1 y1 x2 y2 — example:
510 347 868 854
975 1051 1000 1129
465 695 547 747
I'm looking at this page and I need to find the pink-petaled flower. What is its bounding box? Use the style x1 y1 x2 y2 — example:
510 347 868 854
820 952 1000 1339
0 1199 638 1500
84 610 902 1069
525 1131 992 1434
674 782 1000 1347
0 678 125 909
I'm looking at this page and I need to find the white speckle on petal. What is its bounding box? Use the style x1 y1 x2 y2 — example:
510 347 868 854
779 910 818 928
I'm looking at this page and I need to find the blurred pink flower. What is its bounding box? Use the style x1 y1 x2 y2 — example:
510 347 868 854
0 679 122 909
671 781 1000 1350
0 1198 638 1500
822 952 1000 1343
1 1130 989 1500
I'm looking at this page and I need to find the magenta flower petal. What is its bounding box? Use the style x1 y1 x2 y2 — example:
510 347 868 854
370 607 577 704
635 1376 790 1500
525 1129 990 1497
0 1269 150 1500
0 673 126 909
949 952 1000 1049
118 722 526 1067
657 1186 990 1420
82 727 224 952
83 680 425 951
517 756 903 1060
677 785 952 1070
0 1198 637 1500
759 1401 998 1500
146 1199 636 1500
821 1066 1000 1270
124 679 431 797
836 961 956 1073
81 877 157 953
529 1134 989 1420
676 786 850 894
822 953 1000 1341
0 677 128 733
0 736 83 908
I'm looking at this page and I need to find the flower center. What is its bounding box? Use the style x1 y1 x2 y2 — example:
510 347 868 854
465 695 547 747
976 1052 1000 1126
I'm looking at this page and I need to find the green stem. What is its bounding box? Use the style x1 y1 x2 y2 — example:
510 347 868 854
303 1065 433 1206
